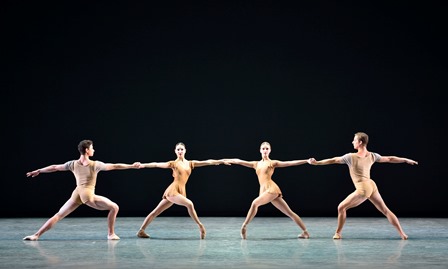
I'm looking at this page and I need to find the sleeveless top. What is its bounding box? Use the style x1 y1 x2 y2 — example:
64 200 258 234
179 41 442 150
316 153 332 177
255 160 282 196
163 160 195 198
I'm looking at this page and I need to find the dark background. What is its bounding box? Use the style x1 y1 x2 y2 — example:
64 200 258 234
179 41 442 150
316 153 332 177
3 1 446 218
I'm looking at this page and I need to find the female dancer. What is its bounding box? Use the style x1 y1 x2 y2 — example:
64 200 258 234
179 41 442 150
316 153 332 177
226 141 312 239
136 142 227 239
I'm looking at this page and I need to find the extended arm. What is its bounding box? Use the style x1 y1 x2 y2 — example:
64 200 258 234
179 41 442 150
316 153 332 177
26 164 67 177
309 157 344 165
139 162 172 169
103 162 142 171
192 159 229 167
378 156 418 165
225 158 256 168
274 158 313 168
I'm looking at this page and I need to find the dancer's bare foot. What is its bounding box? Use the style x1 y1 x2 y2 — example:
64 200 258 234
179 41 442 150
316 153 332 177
199 224 206 239
240 225 247 240
333 232 342 240
401 233 408 240
108 233 120 240
137 229 150 238
298 230 310 239
23 234 39 241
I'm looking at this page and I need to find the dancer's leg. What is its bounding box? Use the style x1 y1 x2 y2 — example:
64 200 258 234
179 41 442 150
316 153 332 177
137 199 173 238
167 195 206 239
241 192 277 239
334 192 366 239
23 199 80 241
271 197 309 238
369 191 408 240
85 194 120 240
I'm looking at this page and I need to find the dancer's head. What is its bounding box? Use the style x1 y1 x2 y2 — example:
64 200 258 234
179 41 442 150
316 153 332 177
353 132 369 149
260 141 271 158
78 139 94 156
175 142 186 158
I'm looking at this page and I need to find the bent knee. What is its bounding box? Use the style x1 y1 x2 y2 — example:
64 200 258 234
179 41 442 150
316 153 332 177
337 204 348 212
111 203 119 212
251 201 261 208
185 201 195 210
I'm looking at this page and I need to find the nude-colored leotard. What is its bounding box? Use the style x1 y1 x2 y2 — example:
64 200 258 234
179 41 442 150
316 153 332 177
255 160 282 197
162 160 195 199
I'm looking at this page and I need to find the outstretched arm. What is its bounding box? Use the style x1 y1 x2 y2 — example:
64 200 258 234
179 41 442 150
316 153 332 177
274 158 314 168
26 164 67 177
103 162 142 171
378 156 418 165
192 159 230 167
139 162 172 169
309 157 344 165
224 158 257 168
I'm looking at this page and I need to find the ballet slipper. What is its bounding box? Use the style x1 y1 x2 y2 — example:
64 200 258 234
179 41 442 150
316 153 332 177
298 230 310 239
136 229 150 238
23 234 39 241
108 234 120 240
199 224 206 239
333 233 342 239
240 225 247 240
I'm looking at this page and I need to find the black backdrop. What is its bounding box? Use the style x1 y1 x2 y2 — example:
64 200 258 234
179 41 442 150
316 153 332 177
3 1 446 218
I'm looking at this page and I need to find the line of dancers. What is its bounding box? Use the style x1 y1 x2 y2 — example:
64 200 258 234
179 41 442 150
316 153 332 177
23 132 417 241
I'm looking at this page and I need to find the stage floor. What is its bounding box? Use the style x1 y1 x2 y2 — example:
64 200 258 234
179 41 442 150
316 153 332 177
1 217 447 268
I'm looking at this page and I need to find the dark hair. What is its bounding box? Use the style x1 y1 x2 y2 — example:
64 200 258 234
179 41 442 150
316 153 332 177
78 140 93 155
355 132 369 146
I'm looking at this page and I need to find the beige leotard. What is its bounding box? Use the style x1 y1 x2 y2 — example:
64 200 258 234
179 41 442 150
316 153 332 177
162 160 195 199
255 160 282 197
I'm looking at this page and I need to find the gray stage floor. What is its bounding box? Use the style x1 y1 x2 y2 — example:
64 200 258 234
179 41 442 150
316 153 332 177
1 217 447 268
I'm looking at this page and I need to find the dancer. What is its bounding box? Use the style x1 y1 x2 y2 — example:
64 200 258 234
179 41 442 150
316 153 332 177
136 142 228 239
309 132 417 240
23 139 141 241
226 141 312 239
